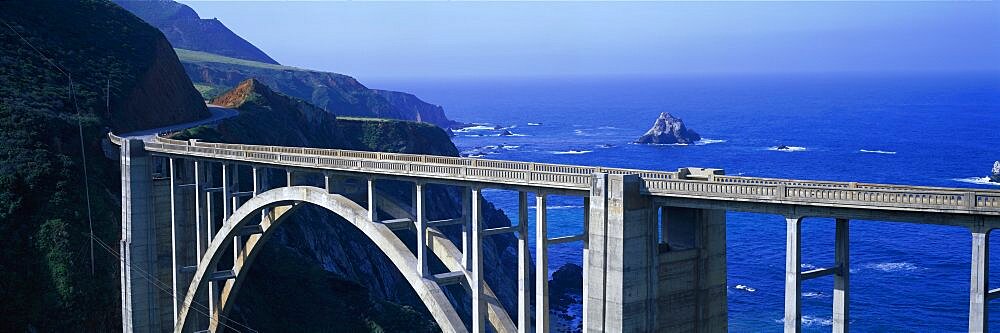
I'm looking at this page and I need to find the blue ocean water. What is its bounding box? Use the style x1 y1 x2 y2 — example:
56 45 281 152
371 73 1000 331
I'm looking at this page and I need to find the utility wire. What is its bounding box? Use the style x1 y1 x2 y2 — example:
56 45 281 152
1 18 97 276
89 233 258 333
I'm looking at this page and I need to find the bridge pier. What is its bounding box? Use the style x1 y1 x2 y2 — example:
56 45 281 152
517 191 532 333
120 139 159 332
783 217 851 333
970 223 990 333
536 192 550 333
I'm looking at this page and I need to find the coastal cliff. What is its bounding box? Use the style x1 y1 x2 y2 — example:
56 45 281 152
0 0 210 329
112 0 279 64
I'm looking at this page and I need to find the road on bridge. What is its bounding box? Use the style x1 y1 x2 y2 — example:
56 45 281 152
120 104 238 141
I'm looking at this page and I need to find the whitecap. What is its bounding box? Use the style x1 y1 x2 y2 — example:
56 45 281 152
552 150 593 155
802 291 827 298
769 146 807 152
465 154 485 158
800 263 817 270
454 125 496 133
695 138 727 145
775 316 832 327
734 284 756 292
953 177 1000 186
865 262 920 272
859 149 897 155
501 145 520 150
529 205 584 210
527 122 542 126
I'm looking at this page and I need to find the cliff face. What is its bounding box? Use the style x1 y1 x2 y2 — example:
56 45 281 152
172 81 521 331
176 49 463 128
113 0 280 64
373 89 463 129
0 0 210 330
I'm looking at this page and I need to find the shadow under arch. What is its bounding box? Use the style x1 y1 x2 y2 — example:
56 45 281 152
174 186 467 333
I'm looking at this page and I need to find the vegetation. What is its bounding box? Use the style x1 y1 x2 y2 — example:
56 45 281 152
176 48 294 71
0 0 206 330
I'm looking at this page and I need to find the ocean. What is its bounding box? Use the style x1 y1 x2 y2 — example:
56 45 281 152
370 72 1000 332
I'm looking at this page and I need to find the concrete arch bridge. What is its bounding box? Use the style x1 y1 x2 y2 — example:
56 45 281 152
112 134 1000 333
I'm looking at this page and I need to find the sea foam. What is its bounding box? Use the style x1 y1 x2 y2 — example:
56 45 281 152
769 146 807 152
953 177 1000 186
552 150 593 155
859 149 897 155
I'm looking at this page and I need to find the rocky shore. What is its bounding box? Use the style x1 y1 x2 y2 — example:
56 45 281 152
634 112 701 144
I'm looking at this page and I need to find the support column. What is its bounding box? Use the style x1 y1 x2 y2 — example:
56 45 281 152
581 196 590 331
784 217 802 333
471 187 487 333
205 163 218 318
833 218 849 333
415 181 428 277
168 158 182 323
536 192 550 333
286 169 293 187
462 188 472 269
194 161 206 262
970 224 990 333
324 173 333 194
367 177 377 222
517 191 531 333
584 174 658 332
120 139 158 333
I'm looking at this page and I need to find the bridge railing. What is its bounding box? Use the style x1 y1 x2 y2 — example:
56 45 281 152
108 134 1000 214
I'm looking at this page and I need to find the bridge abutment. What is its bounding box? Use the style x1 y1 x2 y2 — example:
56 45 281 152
121 139 165 333
657 206 728 332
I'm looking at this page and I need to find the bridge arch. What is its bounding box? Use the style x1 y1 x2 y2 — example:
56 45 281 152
174 186 467 333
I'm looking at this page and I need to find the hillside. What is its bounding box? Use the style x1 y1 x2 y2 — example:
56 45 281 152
176 48 462 129
0 0 209 330
112 0 279 64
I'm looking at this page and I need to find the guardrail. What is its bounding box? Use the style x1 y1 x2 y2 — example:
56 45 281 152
108 133 1000 215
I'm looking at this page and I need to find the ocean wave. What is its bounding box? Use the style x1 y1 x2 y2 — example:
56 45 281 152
529 205 584 210
859 149 897 155
733 284 756 292
552 150 593 155
769 146 807 152
695 138 726 145
454 124 496 132
527 122 542 126
802 291 828 298
775 315 832 327
800 263 817 270
865 262 920 272
501 145 520 150
953 177 1000 186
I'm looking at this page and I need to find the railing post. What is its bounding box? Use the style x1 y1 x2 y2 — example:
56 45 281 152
834 218 850 333
517 191 531 333
471 186 487 333
536 192 549 333
970 222 990 333
784 216 802 333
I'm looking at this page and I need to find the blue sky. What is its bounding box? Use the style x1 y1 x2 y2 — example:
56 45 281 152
182 1 1000 79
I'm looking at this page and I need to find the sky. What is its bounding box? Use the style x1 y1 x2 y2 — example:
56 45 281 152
181 1 1000 79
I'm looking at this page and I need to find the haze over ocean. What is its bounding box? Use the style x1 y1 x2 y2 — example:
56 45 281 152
181 1 1000 330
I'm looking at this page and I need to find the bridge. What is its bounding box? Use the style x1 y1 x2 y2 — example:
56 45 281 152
111 133 1000 333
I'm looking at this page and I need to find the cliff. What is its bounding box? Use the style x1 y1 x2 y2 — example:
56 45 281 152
176 49 462 129
373 89 464 129
170 81 521 331
113 0 279 64
0 0 210 330
634 112 702 145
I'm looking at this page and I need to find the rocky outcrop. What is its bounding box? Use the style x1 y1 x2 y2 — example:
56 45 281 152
991 161 1000 183
373 89 463 129
634 112 701 145
550 264 584 333
113 0 280 64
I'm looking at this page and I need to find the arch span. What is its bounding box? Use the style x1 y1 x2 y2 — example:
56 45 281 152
174 186 467 333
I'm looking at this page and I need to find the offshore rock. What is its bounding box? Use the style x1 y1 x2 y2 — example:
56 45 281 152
634 112 701 144
991 161 1000 183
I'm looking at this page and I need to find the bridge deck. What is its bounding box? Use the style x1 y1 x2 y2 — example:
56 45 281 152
110 134 1000 217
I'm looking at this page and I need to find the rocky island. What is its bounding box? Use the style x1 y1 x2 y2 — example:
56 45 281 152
991 161 1000 183
634 112 701 144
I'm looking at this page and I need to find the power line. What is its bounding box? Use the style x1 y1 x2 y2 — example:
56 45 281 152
88 233 257 333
